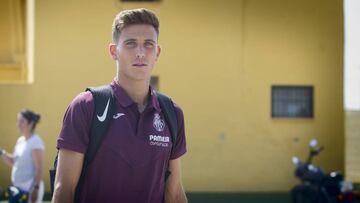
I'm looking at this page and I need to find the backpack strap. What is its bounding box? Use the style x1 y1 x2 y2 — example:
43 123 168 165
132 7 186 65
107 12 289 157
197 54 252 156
49 85 115 200
82 85 115 166
49 154 58 196
73 85 115 202
156 92 178 181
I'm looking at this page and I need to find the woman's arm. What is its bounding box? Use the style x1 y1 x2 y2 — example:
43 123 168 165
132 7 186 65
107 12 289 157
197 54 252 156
0 148 15 167
31 149 43 187
30 148 44 202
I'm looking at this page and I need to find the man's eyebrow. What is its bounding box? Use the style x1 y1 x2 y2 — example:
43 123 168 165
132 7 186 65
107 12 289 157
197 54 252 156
123 39 156 43
145 39 156 43
123 39 136 43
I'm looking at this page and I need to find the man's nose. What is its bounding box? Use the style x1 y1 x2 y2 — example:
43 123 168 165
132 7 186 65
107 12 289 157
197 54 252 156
136 46 145 59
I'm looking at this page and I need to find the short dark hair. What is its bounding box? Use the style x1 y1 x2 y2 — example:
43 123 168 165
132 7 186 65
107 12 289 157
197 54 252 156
20 109 41 131
112 8 160 43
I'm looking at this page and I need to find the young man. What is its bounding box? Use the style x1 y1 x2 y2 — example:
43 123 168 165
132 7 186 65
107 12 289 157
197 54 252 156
52 8 187 203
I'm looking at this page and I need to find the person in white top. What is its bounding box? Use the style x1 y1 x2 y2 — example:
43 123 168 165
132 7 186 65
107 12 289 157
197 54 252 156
0 109 45 203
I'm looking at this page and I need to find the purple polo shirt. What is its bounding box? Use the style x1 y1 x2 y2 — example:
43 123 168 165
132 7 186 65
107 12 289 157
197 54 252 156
57 80 187 203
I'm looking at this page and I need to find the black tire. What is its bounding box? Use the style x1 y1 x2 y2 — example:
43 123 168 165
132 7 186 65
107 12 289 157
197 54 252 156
291 184 320 203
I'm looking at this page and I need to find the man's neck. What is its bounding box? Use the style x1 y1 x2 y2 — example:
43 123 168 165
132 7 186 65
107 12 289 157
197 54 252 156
116 77 149 106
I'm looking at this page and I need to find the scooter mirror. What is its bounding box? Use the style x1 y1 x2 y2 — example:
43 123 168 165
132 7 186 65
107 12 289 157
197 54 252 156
309 139 318 148
292 156 300 165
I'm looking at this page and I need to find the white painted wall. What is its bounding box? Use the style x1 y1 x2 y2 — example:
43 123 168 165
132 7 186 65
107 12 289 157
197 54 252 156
344 0 360 110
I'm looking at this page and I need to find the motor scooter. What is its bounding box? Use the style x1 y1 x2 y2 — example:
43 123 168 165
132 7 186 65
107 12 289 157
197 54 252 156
291 139 354 203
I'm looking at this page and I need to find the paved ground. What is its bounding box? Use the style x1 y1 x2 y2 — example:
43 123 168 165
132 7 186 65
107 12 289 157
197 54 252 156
0 202 50 203
2 191 360 203
0 192 293 203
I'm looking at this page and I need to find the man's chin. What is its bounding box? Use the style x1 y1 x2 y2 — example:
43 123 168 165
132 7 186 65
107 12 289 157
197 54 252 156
128 74 151 82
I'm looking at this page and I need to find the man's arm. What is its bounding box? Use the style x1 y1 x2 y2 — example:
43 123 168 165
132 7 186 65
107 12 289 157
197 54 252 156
164 158 187 203
51 149 84 203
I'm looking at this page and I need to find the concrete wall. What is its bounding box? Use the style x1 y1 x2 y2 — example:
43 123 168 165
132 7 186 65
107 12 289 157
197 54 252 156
346 111 360 182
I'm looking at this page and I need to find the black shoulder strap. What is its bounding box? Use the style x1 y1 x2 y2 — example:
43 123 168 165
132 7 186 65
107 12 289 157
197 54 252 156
74 85 115 202
157 92 178 181
157 93 178 145
83 85 115 165
49 85 115 200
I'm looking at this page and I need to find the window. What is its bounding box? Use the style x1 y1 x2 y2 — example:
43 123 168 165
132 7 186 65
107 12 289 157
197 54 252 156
0 0 34 83
271 86 314 118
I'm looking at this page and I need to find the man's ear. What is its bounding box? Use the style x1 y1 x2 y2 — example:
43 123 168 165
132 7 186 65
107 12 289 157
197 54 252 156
109 44 118 60
155 45 161 61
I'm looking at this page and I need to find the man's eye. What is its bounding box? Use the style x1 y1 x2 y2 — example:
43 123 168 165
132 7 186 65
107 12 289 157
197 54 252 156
144 42 154 48
125 42 136 47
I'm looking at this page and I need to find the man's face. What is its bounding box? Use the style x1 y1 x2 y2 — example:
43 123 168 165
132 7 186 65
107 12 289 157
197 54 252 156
110 24 160 82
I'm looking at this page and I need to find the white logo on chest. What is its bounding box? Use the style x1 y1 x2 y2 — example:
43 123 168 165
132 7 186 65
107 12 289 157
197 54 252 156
113 113 125 119
149 135 170 143
153 113 165 132
149 135 170 147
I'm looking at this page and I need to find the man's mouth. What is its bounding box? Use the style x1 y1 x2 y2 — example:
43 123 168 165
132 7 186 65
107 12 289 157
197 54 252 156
133 63 147 67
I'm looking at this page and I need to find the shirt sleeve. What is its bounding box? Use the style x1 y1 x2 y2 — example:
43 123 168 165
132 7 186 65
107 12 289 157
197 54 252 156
57 91 94 154
13 137 22 155
31 135 45 150
170 103 187 160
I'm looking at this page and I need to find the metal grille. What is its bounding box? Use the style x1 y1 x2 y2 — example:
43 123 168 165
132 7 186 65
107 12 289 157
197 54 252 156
271 86 313 118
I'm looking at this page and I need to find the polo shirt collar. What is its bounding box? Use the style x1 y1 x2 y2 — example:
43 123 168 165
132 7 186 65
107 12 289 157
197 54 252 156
110 80 161 112
149 86 161 112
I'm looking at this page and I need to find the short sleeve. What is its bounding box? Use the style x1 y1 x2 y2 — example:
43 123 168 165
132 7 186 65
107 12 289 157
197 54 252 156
57 91 94 154
170 103 187 160
13 137 24 154
30 135 45 150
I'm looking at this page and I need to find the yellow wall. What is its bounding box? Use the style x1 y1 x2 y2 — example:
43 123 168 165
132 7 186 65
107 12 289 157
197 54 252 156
0 0 343 192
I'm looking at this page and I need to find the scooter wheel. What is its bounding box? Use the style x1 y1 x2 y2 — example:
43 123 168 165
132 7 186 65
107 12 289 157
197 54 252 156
291 185 320 203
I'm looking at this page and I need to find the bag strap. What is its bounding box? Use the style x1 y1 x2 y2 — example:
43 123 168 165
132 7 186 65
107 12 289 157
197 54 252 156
83 85 115 166
156 92 178 181
74 85 115 202
157 93 178 144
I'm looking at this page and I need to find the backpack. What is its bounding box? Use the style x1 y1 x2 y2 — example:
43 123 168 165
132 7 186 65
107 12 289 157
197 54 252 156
49 85 178 202
7 186 28 203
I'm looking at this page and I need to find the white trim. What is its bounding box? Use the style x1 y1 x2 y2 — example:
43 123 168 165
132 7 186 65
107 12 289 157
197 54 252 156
26 0 35 83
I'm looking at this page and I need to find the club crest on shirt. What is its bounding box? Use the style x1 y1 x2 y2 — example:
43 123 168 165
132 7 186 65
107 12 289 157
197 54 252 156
153 113 165 132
